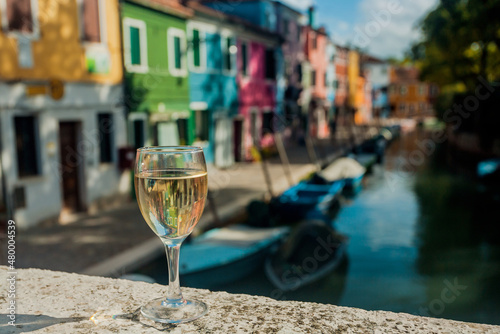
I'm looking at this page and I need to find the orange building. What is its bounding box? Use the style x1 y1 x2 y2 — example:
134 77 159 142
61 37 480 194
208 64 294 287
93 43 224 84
389 66 437 118
0 0 127 228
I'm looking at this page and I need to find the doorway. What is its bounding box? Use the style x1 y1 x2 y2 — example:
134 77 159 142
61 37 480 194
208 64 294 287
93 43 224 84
59 121 83 214
233 118 243 162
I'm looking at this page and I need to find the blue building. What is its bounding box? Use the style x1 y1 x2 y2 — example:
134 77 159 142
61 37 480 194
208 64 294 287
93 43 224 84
186 4 240 167
202 0 286 123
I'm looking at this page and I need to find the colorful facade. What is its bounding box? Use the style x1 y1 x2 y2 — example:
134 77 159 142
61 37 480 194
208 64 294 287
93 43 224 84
121 0 193 149
0 0 126 228
202 0 283 159
185 2 239 167
334 45 349 126
275 1 304 130
237 31 280 160
389 66 436 118
303 9 330 138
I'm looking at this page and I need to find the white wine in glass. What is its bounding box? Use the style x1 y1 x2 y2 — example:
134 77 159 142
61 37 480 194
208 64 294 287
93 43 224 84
135 147 208 323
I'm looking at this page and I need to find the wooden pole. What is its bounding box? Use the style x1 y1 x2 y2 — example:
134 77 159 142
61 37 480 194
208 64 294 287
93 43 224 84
305 136 321 172
274 132 294 187
259 150 274 198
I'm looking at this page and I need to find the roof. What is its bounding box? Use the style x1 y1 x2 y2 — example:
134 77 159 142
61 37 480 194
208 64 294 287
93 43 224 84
186 1 283 42
125 0 194 18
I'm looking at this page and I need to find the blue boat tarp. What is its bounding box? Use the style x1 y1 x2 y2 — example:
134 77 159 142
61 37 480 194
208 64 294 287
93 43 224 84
180 225 289 275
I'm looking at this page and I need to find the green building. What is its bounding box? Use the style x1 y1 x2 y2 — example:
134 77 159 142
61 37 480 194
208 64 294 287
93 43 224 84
121 0 194 147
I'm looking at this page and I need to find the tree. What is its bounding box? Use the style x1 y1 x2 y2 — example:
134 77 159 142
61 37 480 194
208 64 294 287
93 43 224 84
411 0 500 92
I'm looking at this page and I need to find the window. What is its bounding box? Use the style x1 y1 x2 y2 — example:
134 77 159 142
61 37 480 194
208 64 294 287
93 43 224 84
4 0 35 34
241 42 248 76
81 0 104 43
123 18 148 73
324 72 328 88
283 18 289 36
15 116 40 177
312 33 317 49
195 110 209 142
400 85 408 95
262 111 274 134
311 70 317 86
97 113 114 163
192 29 201 68
419 84 426 96
333 80 339 89
167 28 187 77
409 104 416 114
419 103 426 111
399 103 406 113
222 35 236 72
389 85 396 95
265 48 276 80
297 25 301 42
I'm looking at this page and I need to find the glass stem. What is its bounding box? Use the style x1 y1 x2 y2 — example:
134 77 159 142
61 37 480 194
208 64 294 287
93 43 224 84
164 240 184 304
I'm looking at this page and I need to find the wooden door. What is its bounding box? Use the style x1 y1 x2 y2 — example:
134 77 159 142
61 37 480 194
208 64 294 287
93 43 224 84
59 122 82 213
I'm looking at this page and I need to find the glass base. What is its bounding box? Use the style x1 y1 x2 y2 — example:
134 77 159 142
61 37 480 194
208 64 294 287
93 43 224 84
140 298 208 324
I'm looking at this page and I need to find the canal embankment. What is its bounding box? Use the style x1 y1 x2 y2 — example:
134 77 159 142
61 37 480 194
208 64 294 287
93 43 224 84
1 266 499 333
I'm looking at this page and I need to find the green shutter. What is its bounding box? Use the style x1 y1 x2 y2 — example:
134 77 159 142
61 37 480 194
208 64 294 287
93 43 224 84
193 29 201 68
174 36 182 69
130 26 141 65
226 37 232 71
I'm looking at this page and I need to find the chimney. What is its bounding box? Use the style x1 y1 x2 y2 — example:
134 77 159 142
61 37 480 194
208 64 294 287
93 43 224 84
308 6 315 27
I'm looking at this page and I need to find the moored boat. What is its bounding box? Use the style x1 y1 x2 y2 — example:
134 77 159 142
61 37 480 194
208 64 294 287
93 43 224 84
273 181 344 221
265 220 348 292
309 157 366 191
180 225 289 288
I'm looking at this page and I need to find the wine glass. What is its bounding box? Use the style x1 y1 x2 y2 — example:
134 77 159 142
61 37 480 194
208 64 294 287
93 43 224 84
134 146 208 323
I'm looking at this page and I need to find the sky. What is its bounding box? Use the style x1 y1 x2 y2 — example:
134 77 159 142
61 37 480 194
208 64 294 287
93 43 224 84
280 0 439 59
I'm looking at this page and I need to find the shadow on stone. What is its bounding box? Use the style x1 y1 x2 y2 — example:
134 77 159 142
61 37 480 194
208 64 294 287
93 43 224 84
0 314 87 333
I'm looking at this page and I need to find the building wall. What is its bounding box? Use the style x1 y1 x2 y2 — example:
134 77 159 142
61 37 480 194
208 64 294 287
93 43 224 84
0 0 127 228
187 18 238 164
389 66 434 118
0 0 122 84
237 38 276 158
334 46 349 111
306 28 328 100
122 2 191 115
348 50 360 109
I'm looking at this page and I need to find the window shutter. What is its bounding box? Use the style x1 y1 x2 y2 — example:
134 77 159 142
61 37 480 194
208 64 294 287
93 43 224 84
83 0 101 43
193 29 201 68
130 26 141 65
174 36 182 69
6 0 33 33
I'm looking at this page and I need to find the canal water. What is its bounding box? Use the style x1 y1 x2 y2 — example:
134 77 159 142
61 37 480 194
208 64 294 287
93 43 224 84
138 131 500 325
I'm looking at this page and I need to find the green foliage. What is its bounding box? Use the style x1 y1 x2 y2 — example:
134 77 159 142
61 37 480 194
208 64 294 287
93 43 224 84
411 0 500 91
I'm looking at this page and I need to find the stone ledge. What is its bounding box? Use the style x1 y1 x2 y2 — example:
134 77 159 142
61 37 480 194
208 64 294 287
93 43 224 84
1 266 499 333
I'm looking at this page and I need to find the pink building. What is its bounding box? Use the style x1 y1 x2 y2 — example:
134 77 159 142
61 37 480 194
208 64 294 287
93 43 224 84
236 35 280 161
304 23 330 138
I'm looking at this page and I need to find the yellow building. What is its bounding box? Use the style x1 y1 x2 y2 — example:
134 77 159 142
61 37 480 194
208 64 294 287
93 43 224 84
0 0 127 228
347 50 359 110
